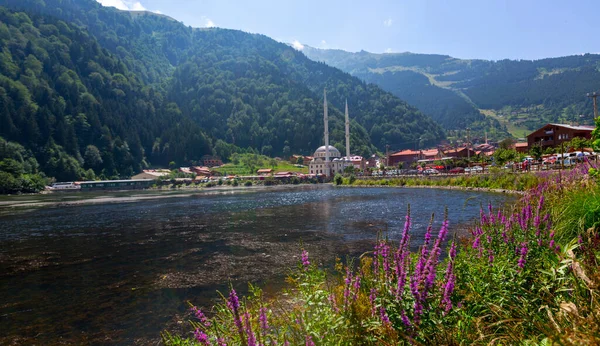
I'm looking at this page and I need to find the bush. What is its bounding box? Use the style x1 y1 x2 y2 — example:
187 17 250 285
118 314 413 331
244 180 252 187
232 179 239 186
334 173 343 185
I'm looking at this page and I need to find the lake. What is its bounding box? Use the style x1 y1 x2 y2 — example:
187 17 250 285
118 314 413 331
0 185 513 345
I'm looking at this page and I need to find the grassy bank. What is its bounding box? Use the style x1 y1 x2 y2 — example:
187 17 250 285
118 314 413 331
163 162 600 345
344 171 543 191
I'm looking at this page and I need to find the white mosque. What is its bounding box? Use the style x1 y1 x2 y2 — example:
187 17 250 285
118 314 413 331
309 90 353 177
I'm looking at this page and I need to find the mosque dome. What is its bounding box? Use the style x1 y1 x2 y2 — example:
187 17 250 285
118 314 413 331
313 145 341 158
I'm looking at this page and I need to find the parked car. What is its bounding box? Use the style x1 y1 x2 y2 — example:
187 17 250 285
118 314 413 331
423 168 440 175
470 166 483 173
449 167 465 174
406 169 420 175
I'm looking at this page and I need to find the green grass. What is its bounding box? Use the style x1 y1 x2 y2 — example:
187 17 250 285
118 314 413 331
213 161 308 176
481 109 531 138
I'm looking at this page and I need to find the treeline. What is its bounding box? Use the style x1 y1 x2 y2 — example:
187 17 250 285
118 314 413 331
0 7 211 182
303 47 600 134
0 0 446 188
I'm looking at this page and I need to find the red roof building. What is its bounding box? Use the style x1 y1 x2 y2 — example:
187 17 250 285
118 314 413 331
527 123 594 149
388 150 421 166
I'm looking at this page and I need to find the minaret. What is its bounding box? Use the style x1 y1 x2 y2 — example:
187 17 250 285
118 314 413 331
345 99 350 159
324 89 330 177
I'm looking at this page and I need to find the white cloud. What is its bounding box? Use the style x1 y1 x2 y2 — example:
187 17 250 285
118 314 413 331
96 0 161 12
292 40 304 50
320 40 328 49
199 16 216 28
153 10 162 14
385 48 394 53
383 18 393 27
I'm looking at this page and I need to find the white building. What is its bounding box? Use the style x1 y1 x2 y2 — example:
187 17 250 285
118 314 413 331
308 91 353 176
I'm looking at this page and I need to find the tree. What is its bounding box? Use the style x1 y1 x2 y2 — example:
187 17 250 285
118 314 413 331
499 138 515 150
296 156 304 165
529 144 543 162
492 148 519 165
334 173 343 185
84 145 103 169
567 137 590 152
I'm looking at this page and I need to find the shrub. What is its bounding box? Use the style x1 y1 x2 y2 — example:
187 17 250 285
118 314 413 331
334 174 343 185
244 180 253 187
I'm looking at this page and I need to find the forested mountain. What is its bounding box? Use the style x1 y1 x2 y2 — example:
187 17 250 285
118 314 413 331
303 47 600 139
0 0 444 183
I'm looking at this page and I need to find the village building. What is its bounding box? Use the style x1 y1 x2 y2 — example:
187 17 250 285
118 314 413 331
131 169 170 180
442 147 477 158
388 149 420 166
201 155 223 167
257 168 273 176
513 142 529 153
527 123 594 149
191 166 212 177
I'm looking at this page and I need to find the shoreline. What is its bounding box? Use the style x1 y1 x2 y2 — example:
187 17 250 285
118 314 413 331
0 184 322 209
0 182 524 210
341 183 525 195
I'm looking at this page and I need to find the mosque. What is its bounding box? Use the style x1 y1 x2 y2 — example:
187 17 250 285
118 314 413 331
308 90 353 177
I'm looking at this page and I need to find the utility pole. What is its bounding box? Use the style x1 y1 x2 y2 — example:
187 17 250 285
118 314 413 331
588 92 599 119
466 128 471 162
385 144 390 167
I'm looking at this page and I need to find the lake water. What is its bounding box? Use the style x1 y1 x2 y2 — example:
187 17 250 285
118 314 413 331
0 185 513 345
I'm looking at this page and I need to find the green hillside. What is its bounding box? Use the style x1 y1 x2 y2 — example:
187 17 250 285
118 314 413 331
0 0 445 183
303 47 600 139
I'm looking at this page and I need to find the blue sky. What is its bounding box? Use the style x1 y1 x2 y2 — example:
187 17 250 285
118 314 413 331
97 0 599 60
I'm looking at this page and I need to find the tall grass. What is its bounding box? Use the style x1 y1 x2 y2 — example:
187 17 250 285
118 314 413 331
347 171 542 191
164 163 600 345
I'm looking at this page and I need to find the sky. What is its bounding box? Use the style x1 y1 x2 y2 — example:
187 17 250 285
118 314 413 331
96 0 599 61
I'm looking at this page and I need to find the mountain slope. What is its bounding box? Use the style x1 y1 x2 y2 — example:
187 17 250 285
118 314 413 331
0 0 445 182
303 47 600 139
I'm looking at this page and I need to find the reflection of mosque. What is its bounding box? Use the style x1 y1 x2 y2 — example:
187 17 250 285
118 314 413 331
309 90 353 176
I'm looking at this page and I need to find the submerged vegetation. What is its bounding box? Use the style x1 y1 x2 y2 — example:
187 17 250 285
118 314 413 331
164 161 600 344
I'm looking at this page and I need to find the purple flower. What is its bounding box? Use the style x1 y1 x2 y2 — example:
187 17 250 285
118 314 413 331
227 289 243 339
244 311 256 346
194 328 211 345
328 293 339 313
517 242 528 270
441 242 457 314
305 335 315 346
259 307 269 331
217 338 226 346
379 306 390 325
301 249 310 269
191 306 211 327
352 275 361 301
369 288 377 316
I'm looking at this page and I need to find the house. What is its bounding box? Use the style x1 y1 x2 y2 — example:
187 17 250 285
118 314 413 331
179 167 192 174
527 123 594 149
131 169 170 180
388 150 420 166
345 156 365 170
442 147 477 158
191 166 212 177
257 168 273 175
513 142 529 153
420 149 441 160
201 155 223 167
